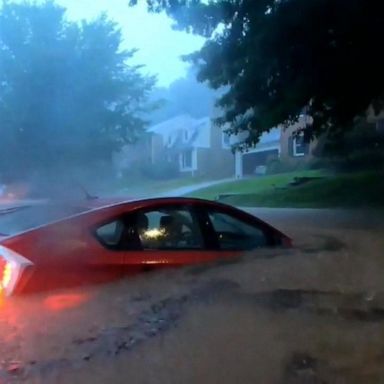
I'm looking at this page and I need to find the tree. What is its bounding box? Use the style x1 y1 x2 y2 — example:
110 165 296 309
132 0 384 149
0 0 155 181
313 119 384 171
147 66 220 124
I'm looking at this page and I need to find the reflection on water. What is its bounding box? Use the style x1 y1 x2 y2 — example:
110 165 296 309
44 293 91 312
0 209 384 383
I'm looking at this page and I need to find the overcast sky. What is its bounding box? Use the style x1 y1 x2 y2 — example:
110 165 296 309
52 0 205 86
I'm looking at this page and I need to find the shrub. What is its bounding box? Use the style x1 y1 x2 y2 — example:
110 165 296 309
266 158 307 174
140 161 179 180
314 121 384 172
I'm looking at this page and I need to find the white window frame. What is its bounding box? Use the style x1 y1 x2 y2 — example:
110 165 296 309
293 134 306 157
179 149 196 172
222 132 231 149
180 150 192 170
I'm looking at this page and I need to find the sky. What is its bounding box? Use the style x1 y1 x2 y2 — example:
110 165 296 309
53 0 206 86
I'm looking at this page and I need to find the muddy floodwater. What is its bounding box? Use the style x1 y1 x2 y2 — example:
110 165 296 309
1 208 384 383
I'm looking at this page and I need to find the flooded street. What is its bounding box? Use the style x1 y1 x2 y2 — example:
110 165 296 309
0 0 380 382
1 208 384 383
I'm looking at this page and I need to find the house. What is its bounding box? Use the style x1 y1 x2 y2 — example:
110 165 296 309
148 113 315 179
234 114 315 178
148 115 235 178
367 106 384 135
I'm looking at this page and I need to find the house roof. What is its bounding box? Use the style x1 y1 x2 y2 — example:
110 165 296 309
147 115 196 135
148 114 211 149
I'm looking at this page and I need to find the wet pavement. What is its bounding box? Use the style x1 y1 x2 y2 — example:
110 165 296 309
1 208 384 383
117 177 236 199
156 178 236 197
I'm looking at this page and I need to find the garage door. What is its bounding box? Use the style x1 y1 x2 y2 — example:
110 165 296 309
242 149 279 175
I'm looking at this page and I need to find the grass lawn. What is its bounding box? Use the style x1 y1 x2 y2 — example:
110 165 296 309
188 169 326 199
188 170 384 208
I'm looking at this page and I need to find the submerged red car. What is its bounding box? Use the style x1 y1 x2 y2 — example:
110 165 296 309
0 197 291 296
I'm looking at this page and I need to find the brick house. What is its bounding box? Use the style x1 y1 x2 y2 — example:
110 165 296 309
148 115 235 178
234 114 315 178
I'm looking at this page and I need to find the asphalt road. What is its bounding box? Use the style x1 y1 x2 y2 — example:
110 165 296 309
1 207 384 383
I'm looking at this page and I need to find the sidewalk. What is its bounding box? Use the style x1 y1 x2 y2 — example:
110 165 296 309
156 178 235 197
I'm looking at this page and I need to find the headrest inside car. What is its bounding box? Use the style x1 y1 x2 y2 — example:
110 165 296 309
160 215 174 228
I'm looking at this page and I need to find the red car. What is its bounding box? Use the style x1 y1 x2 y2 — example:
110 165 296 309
0 197 291 296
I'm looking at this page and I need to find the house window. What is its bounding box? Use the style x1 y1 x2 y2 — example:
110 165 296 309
184 130 189 141
376 119 384 134
222 132 231 148
167 135 172 146
292 134 308 157
181 150 193 169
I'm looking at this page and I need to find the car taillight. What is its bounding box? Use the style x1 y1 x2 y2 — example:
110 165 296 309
0 245 33 296
1 260 13 290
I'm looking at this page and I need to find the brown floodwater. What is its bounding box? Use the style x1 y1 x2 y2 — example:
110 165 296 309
1 208 384 384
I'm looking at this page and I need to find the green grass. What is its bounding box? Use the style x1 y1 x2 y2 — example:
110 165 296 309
188 169 327 199
188 170 384 208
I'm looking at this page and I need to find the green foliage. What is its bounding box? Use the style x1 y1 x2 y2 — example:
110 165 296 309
266 158 298 175
315 121 384 171
307 157 332 171
136 0 384 148
266 152 311 174
140 161 179 180
0 1 155 180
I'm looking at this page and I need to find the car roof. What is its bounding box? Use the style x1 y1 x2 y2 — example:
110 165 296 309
0 196 210 238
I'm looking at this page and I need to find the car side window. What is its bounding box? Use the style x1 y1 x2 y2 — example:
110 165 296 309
137 207 204 250
208 210 268 250
95 219 125 247
95 206 205 251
